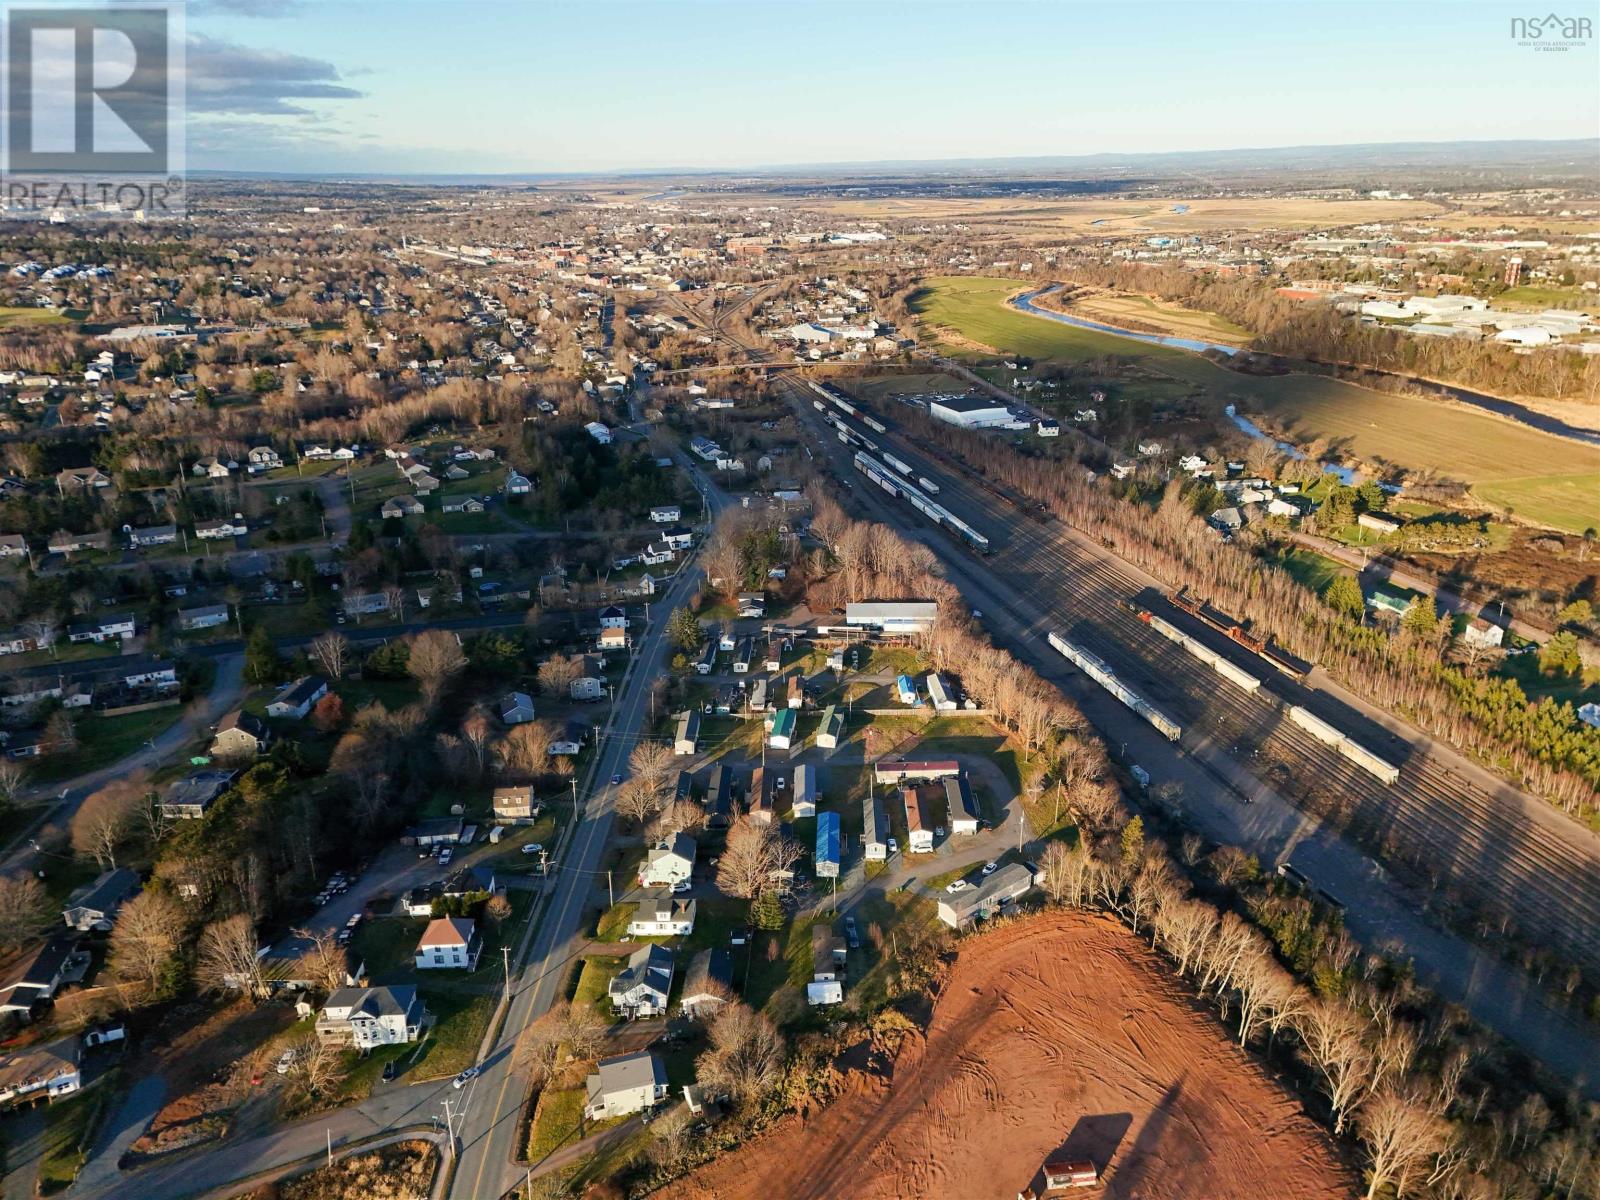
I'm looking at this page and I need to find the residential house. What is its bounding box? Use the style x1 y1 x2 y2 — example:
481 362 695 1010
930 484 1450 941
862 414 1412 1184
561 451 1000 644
815 810 840 879
498 691 535 725
938 863 1037 929
62 868 138 932
246 446 282 472
570 656 607 701
673 708 700 756
902 787 936 853
599 603 627 629
266 676 328 720
178 603 230 631
210 710 270 758
584 421 612 444
1357 511 1403 536
807 925 846 1006
0 937 82 1016
1463 618 1505 649
638 833 696 887
0 534 26 559
704 765 734 829
55 466 111 490
160 769 236 820
608 944 674 1018
816 705 845 750
584 1051 668 1119
315 985 425 1048
414 917 480 971
0 1036 81 1106
47 530 110 555
128 524 178 548
492 785 535 822
747 768 774 825
767 707 797 751
381 495 424 520
873 758 959 787
926 673 958 712
441 496 485 514
660 525 693 551
649 505 681 523
191 457 232 479
504 471 532 496
122 661 177 690
598 624 628 653
679 948 734 1019
791 763 818 818
945 775 980 835
628 898 696 938
861 793 888 860
194 517 247 540
737 593 766 618
0 628 41 657
256 937 365 992
67 613 135 643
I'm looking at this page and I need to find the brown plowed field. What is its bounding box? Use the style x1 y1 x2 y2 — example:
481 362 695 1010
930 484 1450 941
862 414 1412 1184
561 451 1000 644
674 913 1353 1199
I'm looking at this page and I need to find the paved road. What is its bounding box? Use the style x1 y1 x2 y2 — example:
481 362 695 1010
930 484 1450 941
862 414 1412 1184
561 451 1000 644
446 464 725 1200
0 654 246 875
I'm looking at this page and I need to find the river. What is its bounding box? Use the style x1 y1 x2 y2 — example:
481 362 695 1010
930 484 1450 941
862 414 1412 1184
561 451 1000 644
1009 286 1600 447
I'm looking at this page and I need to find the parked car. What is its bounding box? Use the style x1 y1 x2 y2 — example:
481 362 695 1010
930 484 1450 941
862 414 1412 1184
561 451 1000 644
275 1049 298 1075
382 1060 397 1083
671 879 691 894
453 1067 480 1089
945 880 969 894
982 860 999 876
611 773 623 786
843 916 860 949
886 837 899 855
521 843 544 856
439 848 453 866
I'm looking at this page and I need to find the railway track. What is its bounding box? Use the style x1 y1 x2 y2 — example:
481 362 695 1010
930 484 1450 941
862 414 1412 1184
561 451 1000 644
881 416 1600 971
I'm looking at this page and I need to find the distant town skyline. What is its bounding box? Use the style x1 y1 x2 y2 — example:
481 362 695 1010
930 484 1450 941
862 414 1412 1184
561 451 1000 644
188 0 1600 175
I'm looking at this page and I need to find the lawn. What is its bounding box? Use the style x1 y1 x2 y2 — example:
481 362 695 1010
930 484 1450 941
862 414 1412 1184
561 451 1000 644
0 305 70 327
413 987 495 1079
594 902 637 942
1271 548 1348 594
30 705 186 783
352 916 425 983
571 957 623 1025
34 1079 105 1195
526 1087 589 1162
4 639 121 670
913 275 1600 533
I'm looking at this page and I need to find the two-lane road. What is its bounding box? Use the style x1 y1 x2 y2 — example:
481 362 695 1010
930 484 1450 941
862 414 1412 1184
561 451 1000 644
446 463 727 1200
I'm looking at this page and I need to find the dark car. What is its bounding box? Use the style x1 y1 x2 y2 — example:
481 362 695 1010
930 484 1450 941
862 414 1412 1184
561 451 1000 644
382 1059 397 1082
843 915 860 949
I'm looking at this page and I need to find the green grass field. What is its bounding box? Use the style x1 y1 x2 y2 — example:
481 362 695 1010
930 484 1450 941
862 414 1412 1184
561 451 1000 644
0 305 70 327
1499 285 1591 309
30 705 186 784
912 276 1600 533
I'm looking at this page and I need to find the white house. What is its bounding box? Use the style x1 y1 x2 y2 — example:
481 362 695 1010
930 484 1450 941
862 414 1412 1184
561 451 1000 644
639 833 696 887
414 917 479 971
649 505 681 523
570 655 608 701
1462 619 1505 650
315 985 424 1048
937 863 1036 929
598 604 627 630
195 516 247 540
673 708 700 755
791 763 818 818
266 676 328 720
584 421 613 444
0 1036 81 1106
499 691 536 725
584 1051 668 1120
608 944 674 1018
902 788 935 853
627 898 696 938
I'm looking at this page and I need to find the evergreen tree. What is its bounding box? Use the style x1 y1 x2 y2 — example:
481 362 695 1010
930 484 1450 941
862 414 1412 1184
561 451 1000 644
666 606 704 652
1323 574 1365 620
243 625 284 686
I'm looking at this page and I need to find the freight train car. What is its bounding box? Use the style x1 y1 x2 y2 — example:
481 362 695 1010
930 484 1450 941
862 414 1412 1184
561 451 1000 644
1048 632 1182 742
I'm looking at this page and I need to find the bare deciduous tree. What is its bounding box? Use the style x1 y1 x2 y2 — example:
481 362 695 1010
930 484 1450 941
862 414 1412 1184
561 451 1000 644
628 740 676 795
0 874 51 952
1297 998 1376 1135
1358 1088 1448 1200
407 629 467 700
109 890 187 992
293 927 353 994
536 653 583 698
499 720 556 778
695 1002 784 1109
71 775 149 868
195 914 265 1000
309 631 350 680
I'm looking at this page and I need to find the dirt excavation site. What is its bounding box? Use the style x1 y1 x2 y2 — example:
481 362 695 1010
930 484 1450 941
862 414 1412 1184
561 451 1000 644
675 913 1353 1200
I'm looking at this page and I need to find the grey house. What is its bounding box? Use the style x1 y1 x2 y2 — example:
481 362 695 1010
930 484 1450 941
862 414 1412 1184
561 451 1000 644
607 944 674 1019
62 869 139 932
584 1051 668 1120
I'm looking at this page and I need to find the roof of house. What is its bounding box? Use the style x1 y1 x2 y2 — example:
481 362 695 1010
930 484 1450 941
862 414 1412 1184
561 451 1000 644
215 709 268 740
324 984 418 1021
441 865 495 896
64 868 138 916
682 948 733 999
649 832 697 865
586 1050 665 1102
941 862 1037 920
163 769 236 809
418 916 475 949
0 936 78 1007
0 1035 79 1093
610 943 674 997
271 676 327 708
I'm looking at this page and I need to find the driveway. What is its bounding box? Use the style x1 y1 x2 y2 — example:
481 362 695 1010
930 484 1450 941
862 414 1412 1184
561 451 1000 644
75 1074 166 1192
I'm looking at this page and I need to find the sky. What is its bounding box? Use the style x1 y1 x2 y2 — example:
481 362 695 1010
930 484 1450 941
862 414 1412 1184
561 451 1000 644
184 0 1600 175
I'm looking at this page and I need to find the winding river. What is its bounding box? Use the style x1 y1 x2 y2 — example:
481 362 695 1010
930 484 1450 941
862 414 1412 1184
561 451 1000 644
1008 286 1600 447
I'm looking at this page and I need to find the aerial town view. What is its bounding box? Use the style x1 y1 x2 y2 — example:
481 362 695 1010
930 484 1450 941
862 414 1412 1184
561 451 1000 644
0 3 1597 1199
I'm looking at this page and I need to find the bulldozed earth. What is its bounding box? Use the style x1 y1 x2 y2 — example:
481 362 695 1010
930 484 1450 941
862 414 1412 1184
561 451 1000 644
673 912 1353 1200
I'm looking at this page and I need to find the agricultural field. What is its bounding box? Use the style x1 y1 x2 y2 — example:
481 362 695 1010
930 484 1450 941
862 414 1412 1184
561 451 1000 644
840 372 971 404
675 913 1351 1200
913 276 1600 532
1055 287 1251 346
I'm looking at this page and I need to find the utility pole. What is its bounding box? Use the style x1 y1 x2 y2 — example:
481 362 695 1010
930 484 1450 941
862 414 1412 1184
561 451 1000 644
326 1127 333 1169
607 869 614 907
502 945 511 1000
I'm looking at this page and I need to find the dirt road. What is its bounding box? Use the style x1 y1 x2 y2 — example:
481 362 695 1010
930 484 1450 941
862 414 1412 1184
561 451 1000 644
676 913 1352 1200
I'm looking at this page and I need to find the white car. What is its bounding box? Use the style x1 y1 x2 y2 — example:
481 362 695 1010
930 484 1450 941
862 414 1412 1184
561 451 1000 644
944 880 969 894
275 1049 298 1075
521 843 544 856
981 860 999 876
453 1067 480 1089
671 879 692 894
886 837 899 855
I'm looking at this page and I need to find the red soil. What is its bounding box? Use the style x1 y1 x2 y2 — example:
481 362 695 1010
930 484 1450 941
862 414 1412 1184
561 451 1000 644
674 912 1354 1199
